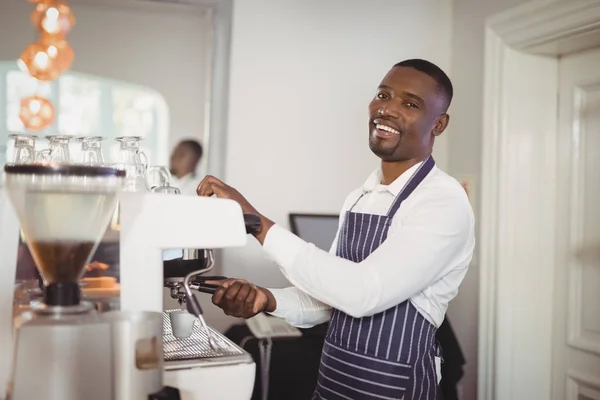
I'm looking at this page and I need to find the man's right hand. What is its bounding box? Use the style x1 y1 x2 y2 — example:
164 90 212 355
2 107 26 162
205 278 277 319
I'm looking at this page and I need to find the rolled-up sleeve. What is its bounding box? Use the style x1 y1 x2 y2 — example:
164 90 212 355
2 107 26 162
264 211 345 328
267 286 333 328
263 187 474 319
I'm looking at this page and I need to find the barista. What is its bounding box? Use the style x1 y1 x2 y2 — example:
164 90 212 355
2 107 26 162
169 139 203 196
198 59 475 399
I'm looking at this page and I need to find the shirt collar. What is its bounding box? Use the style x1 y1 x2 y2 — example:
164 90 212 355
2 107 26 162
361 160 427 196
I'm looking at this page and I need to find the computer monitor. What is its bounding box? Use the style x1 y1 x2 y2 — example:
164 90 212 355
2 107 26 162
289 213 340 252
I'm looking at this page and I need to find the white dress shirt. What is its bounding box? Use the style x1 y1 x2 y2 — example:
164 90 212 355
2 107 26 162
173 173 200 196
264 162 475 329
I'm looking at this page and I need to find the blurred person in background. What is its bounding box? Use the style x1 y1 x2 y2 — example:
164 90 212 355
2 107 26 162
169 139 203 196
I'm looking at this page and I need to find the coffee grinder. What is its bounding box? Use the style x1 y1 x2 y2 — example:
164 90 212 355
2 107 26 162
0 163 180 400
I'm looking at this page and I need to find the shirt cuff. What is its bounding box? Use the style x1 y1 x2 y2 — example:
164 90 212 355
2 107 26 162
265 287 295 319
262 224 307 273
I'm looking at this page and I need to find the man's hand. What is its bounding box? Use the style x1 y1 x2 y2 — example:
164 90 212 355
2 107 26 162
196 175 275 243
197 175 259 215
206 278 277 319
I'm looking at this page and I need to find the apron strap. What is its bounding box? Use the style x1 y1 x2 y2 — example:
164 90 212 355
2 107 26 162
386 156 435 218
347 192 365 213
348 156 435 216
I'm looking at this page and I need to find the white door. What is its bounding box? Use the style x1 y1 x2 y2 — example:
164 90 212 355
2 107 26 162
553 46 600 400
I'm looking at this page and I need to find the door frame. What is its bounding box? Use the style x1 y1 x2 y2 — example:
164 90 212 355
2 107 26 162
479 1 600 399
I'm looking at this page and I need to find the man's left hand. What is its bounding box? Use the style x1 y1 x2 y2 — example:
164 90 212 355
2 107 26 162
197 175 258 214
196 175 274 243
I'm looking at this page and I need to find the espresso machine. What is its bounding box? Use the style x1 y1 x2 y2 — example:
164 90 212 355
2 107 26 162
109 145 256 399
0 162 258 400
0 133 258 400
0 163 180 400
117 187 256 399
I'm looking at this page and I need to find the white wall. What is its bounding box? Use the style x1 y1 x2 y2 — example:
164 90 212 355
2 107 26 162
209 0 453 327
447 0 531 399
0 0 211 165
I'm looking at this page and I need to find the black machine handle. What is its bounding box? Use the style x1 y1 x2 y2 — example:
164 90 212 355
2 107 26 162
148 387 181 400
190 275 227 295
194 284 219 295
244 213 262 235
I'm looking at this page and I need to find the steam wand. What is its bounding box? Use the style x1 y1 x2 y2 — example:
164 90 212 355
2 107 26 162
182 251 219 350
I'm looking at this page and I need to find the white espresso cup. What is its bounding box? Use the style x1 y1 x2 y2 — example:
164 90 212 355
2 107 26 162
169 310 197 338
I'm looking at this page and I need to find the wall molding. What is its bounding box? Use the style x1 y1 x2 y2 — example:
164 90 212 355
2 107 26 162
489 0 600 51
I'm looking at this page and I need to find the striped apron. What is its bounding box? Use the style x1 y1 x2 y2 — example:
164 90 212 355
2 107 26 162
313 156 439 400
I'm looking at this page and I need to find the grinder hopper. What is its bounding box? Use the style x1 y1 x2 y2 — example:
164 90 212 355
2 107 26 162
3 164 125 311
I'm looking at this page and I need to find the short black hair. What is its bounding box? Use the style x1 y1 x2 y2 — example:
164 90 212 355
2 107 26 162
180 139 203 162
393 59 453 109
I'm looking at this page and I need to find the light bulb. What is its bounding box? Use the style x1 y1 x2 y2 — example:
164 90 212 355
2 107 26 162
47 45 58 58
19 95 55 131
33 50 49 69
32 1 76 37
29 100 42 114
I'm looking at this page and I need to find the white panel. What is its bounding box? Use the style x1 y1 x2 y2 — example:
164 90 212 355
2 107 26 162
491 46 558 400
568 374 600 400
567 82 600 356
582 267 600 335
555 46 600 400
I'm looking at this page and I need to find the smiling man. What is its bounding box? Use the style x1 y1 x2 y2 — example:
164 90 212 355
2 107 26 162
198 59 475 400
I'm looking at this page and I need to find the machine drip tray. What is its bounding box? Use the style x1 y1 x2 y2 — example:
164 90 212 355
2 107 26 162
162 309 253 370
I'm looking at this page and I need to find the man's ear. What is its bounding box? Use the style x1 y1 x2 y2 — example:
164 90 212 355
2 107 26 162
432 114 450 137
